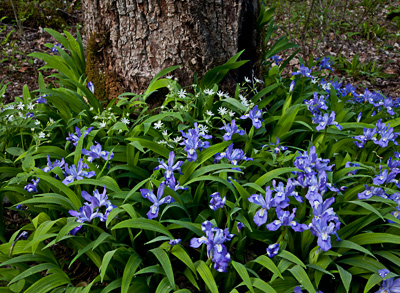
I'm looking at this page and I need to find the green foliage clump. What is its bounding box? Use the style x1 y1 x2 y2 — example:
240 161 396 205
1 4 400 293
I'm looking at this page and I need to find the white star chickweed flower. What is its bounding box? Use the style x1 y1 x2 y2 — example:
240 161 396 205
17 102 24 110
204 89 215 95
162 130 168 136
34 120 40 125
205 110 214 117
218 107 228 116
254 77 263 84
99 121 107 128
198 124 209 135
39 132 46 138
173 136 183 143
121 117 130 125
27 103 34 110
178 89 187 98
244 76 251 83
228 110 235 117
311 78 319 84
154 120 163 129
217 91 225 98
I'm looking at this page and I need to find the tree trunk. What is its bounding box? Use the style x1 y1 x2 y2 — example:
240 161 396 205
83 0 260 101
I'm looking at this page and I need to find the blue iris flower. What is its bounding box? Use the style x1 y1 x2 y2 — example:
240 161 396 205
24 178 40 193
154 151 184 181
219 119 245 141
292 64 315 78
63 159 96 185
240 105 263 129
312 111 343 131
248 186 275 226
266 207 309 232
190 221 234 272
267 243 279 258
66 127 93 147
82 142 114 163
140 183 174 219
42 155 65 173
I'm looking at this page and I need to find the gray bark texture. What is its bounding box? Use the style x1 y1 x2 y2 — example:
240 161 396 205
83 0 259 99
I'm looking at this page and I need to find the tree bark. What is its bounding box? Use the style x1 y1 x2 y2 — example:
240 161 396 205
83 0 260 101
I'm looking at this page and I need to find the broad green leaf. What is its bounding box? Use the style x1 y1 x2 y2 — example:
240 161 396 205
100 249 118 282
150 247 175 289
251 255 283 279
288 265 315 293
121 253 142 293
278 250 306 268
254 167 299 187
170 245 197 275
24 272 70 293
112 219 173 238
336 264 352 293
9 263 58 285
364 273 382 293
195 261 218 293
232 261 254 292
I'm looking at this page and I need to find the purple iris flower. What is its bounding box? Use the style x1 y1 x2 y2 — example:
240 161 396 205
248 186 275 226
390 207 400 223
272 180 293 208
387 157 400 169
358 185 386 200
318 57 333 71
304 93 329 114
240 105 263 129
309 213 337 251
376 277 400 293
66 127 93 147
345 162 360 176
63 159 96 185
383 97 396 116
236 222 245 232
36 95 48 104
292 64 315 78
375 123 400 148
267 243 279 258
162 176 188 191
343 83 358 98
51 43 62 53
373 169 400 185
140 183 174 219
82 142 114 163
354 127 377 148
209 192 226 210
154 151 184 181
190 221 234 272
266 207 309 232
289 79 295 93
294 146 334 174
42 155 65 173
312 111 343 131
180 123 212 162
307 193 336 219
269 137 288 154
214 144 252 171
81 185 110 208
270 55 282 65
219 120 245 141
24 178 40 193
68 202 103 235
88 81 95 94
379 269 390 279
168 239 181 246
